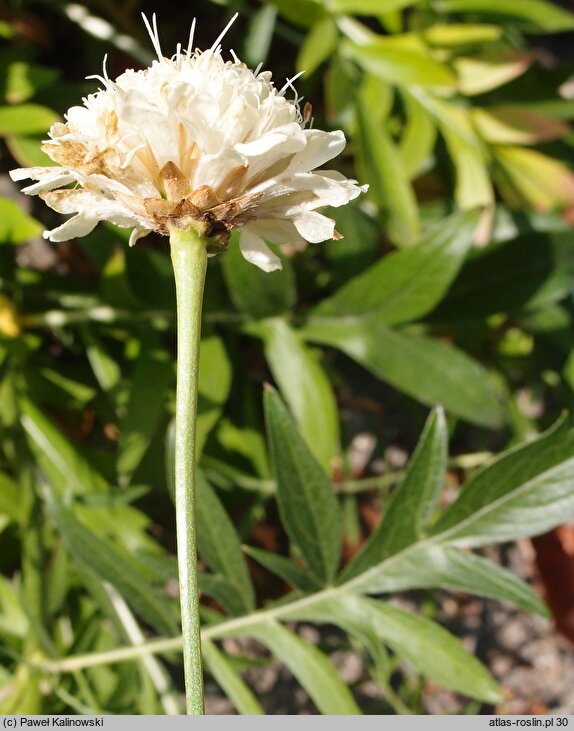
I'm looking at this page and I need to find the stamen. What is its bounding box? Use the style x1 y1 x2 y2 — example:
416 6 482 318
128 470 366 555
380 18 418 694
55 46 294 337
85 52 110 87
278 71 304 96
210 12 239 53
186 18 197 57
85 73 108 88
230 49 240 64
141 12 163 61
120 143 147 169
254 62 264 76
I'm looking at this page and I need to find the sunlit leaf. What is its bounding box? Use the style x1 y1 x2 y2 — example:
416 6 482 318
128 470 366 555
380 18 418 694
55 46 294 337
297 16 338 75
437 0 574 32
356 93 419 247
0 198 42 244
455 53 533 96
312 210 477 324
254 318 339 470
431 415 574 546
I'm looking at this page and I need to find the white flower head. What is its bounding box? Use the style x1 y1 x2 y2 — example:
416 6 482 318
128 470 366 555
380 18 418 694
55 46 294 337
10 13 366 272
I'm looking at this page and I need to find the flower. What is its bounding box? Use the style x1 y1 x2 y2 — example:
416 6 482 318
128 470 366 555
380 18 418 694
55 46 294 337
10 14 366 272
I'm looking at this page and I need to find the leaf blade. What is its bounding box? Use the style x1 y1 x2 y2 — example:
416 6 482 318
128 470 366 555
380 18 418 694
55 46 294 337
245 621 361 715
264 387 342 583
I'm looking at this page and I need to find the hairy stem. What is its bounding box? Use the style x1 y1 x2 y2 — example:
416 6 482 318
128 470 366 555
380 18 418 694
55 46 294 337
169 225 208 715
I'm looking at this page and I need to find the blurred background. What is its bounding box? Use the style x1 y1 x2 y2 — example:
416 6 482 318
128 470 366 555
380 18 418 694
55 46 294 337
2 0 574 715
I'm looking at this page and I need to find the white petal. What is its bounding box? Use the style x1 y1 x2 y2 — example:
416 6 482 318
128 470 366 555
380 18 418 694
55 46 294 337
10 166 60 182
292 211 336 243
235 124 305 159
129 227 150 247
285 130 346 175
239 228 282 272
246 218 303 245
258 171 365 209
44 214 98 242
194 149 247 190
22 174 76 195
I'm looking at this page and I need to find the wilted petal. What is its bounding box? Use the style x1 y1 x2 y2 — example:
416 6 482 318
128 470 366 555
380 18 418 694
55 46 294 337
239 227 282 271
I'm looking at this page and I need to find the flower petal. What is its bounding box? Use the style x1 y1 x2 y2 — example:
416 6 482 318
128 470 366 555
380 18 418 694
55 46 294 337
129 226 151 247
239 227 282 271
245 218 304 245
44 214 99 242
285 130 346 175
292 211 336 243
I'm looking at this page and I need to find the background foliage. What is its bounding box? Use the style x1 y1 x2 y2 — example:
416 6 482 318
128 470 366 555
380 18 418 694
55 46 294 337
2 0 574 715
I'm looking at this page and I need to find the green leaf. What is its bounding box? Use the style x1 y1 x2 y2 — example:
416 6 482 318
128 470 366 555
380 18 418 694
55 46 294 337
356 93 419 247
344 41 456 89
254 318 339 471
312 210 478 324
199 573 249 618
423 23 503 46
323 204 379 287
221 232 295 319
196 335 233 458
291 594 501 704
297 17 338 75
437 0 574 32
264 387 342 583
0 198 42 244
0 104 59 135
432 231 574 320
202 639 264 715
399 93 437 180
0 472 22 524
430 99 494 209
81 329 122 394
196 472 255 614
347 544 548 616
332 0 422 11
5 135 54 167
493 146 574 212
243 5 277 67
0 198 43 244
46 494 178 636
243 545 320 592
0 576 27 639
302 318 504 428
118 350 172 480
431 416 574 546
243 621 362 715
455 54 532 96
267 0 326 28
20 398 109 495
342 407 447 581
4 62 59 104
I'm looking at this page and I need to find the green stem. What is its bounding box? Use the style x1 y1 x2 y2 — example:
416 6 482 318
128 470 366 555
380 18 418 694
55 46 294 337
169 225 208 715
